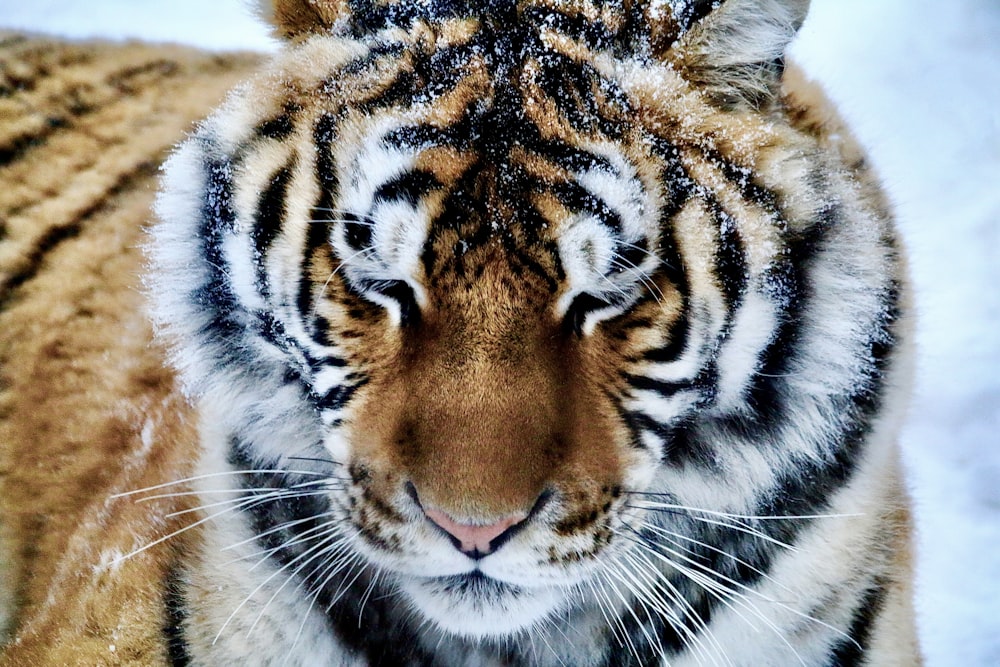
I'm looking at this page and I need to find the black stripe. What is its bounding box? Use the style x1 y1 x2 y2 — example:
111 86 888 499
533 137 615 173
418 41 485 100
0 59 178 168
521 6 615 50
636 148 696 364
625 373 693 397
705 147 781 216
743 209 836 429
375 279 422 327
384 122 469 152
421 167 490 277
254 105 298 141
298 113 340 348
373 169 441 206
193 151 244 364
564 292 610 336
642 306 690 363
254 308 290 350
672 0 723 32
341 211 373 252
355 69 419 114
709 200 749 311
551 180 623 234
252 160 296 297
163 564 192 667
316 375 367 411
0 159 158 309
533 52 626 136
500 235 561 293
0 116 66 168
828 578 888 666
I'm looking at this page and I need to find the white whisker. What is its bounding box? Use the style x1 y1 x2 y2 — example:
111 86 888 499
632 520 794 596
110 469 333 499
138 478 342 503
165 489 331 519
220 511 340 555
621 548 731 667
216 529 344 644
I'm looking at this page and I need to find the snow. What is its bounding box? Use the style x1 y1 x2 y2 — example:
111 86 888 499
792 3 1000 665
2 0 997 664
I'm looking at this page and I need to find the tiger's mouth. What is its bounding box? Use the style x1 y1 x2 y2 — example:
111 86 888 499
400 569 566 638
432 571 520 599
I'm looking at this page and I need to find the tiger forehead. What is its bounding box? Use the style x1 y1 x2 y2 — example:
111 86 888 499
368 136 651 283
272 1 648 136
255 2 717 319
295 0 693 54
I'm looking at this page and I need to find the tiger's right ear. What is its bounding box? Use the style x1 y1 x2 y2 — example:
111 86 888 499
257 0 350 41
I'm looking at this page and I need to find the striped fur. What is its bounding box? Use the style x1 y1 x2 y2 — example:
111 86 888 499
0 33 258 664
1 0 922 664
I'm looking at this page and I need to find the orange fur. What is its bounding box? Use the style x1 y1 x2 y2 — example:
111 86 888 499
0 34 257 665
259 0 349 40
0 11 922 662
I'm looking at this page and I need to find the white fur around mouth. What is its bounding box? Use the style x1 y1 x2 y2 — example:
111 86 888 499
399 571 566 638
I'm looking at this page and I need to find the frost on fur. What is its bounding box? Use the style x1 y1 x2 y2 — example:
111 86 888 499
669 0 811 108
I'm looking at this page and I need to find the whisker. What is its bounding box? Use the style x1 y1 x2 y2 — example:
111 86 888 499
631 519 794 596
284 546 363 662
621 527 772 604
325 552 369 610
598 273 633 304
139 478 341 504
616 239 675 273
286 455 342 466
165 489 333 519
220 511 337 570
626 496 861 522
356 569 380 628
595 572 643 662
244 532 350 640
112 496 271 565
609 255 665 305
235 518 345 573
110 469 333 499
218 529 344 644
320 246 378 297
622 530 833 666
601 560 666 659
620 549 731 667
625 501 801 551
584 577 630 652
306 218 376 227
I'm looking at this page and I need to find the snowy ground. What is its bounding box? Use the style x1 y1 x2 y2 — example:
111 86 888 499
2 1 998 665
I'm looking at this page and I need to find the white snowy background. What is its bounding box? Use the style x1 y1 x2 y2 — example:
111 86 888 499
2 0 997 664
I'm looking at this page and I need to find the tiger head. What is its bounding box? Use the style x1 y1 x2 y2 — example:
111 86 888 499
151 0 893 644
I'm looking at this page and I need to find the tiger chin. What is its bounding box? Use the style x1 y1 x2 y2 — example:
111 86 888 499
0 0 923 665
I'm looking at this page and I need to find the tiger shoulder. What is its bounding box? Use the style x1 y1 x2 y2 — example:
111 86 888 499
0 1 923 665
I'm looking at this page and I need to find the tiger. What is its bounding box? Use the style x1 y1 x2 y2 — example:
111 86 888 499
0 0 923 664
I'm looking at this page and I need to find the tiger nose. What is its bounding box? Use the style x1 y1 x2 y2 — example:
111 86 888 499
423 507 528 558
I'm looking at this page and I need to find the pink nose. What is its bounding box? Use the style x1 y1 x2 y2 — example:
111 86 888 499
424 507 528 556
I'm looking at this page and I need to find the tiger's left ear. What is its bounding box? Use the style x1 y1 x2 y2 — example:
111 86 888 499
666 0 810 109
257 0 350 41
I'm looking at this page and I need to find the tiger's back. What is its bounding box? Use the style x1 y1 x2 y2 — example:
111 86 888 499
0 1 922 664
0 33 257 663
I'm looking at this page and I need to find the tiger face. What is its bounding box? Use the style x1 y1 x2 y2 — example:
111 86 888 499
149 0 917 662
327 121 674 635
